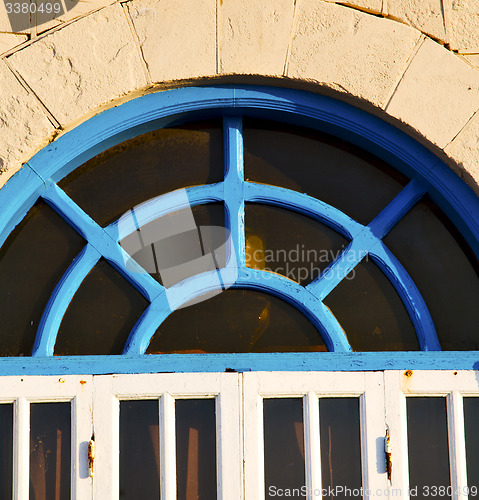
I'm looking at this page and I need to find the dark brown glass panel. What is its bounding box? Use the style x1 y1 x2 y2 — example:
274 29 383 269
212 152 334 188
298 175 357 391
319 398 362 497
55 259 149 355
324 260 418 351
244 119 408 225
120 400 160 500
0 201 85 356
120 204 225 287
245 204 348 285
264 398 305 499
463 398 479 488
0 404 13 499
176 399 216 500
147 289 326 354
30 403 71 500
407 397 451 498
385 198 479 350
59 121 224 226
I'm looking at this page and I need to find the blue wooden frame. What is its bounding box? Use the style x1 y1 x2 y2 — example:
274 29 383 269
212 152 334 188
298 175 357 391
0 85 478 374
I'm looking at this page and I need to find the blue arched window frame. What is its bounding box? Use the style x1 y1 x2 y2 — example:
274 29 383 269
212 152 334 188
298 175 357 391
1 85 479 375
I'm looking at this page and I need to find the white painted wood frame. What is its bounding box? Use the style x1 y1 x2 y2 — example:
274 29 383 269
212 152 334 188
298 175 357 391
0 375 93 500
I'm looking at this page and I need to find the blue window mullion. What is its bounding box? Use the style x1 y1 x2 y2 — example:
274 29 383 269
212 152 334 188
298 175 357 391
41 183 164 302
223 116 246 269
32 243 101 357
368 178 427 239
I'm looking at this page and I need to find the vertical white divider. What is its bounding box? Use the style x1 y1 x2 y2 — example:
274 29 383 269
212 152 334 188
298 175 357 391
243 373 265 500
384 371 410 498
14 397 29 500
217 374 243 500
361 372 389 497
72 377 93 500
92 375 119 500
448 391 468 500
304 392 321 500
160 393 176 500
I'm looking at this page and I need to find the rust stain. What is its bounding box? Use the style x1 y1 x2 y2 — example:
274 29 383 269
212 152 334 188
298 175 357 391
404 370 413 378
80 380 87 385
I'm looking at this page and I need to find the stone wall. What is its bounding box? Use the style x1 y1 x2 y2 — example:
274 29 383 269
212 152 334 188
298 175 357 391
0 0 478 192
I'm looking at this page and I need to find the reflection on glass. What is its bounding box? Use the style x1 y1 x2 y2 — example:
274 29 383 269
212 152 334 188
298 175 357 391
59 121 224 226
120 400 160 499
463 398 479 488
244 118 408 225
264 398 305 499
147 289 326 353
320 398 362 496
0 404 13 499
176 399 216 500
407 398 451 498
120 204 225 287
55 259 149 355
0 201 85 356
385 198 479 350
30 403 71 500
245 204 348 285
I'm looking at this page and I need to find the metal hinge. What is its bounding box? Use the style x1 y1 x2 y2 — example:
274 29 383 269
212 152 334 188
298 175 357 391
385 427 392 482
88 438 95 477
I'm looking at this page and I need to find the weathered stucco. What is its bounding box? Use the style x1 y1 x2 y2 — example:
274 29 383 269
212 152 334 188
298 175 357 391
0 0 478 194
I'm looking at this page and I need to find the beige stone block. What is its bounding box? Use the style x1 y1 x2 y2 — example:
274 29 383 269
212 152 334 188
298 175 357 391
8 3 148 126
445 113 479 196
0 33 28 55
127 0 216 82
0 2 30 33
0 60 55 183
388 0 446 42
386 38 479 149
325 0 382 15
287 0 421 107
54 0 114 25
464 54 479 69
446 0 479 52
220 0 294 75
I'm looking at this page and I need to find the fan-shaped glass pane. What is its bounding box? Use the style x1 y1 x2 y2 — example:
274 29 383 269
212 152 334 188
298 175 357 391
0 201 85 356
147 289 326 353
55 259 149 355
244 119 409 224
384 198 479 350
245 204 348 285
59 120 224 226
324 260 418 351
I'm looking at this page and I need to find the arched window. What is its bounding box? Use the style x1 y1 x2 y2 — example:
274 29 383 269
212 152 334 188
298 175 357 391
1 86 479 498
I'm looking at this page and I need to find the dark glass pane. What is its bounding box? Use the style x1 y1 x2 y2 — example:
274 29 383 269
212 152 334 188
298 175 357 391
30 403 71 500
264 398 305 499
319 398 362 497
324 260 418 351
463 398 479 488
0 404 13 499
245 204 348 285
120 204 225 287
407 398 451 497
385 198 479 350
55 259 149 355
59 121 224 226
0 200 85 356
244 119 408 225
120 400 160 500
147 289 326 354
176 399 216 500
